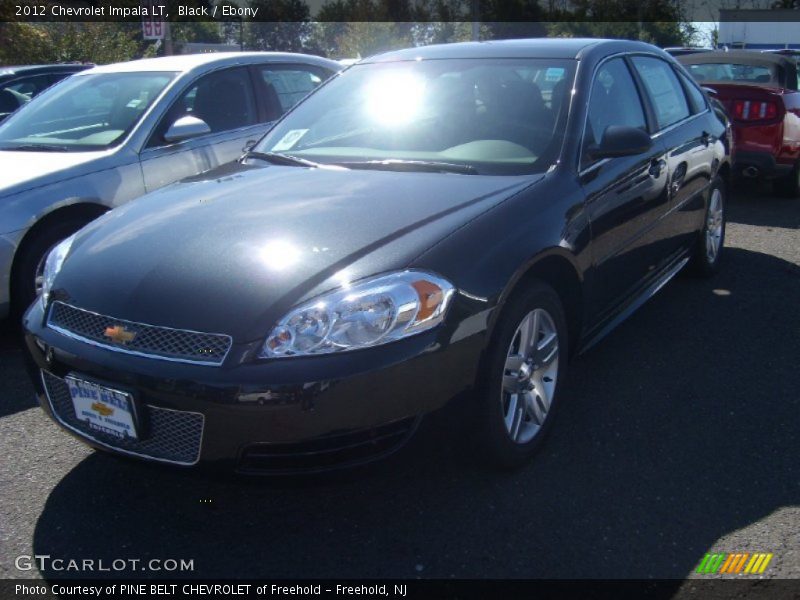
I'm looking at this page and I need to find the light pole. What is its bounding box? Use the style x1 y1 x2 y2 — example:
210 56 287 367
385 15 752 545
471 0 480 41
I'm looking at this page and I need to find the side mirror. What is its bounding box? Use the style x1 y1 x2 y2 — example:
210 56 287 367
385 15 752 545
163 115 211 143
242 139 257 153
701 86 718 96
588 125 652 160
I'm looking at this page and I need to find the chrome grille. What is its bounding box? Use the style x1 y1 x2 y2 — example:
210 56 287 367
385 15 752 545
47 301 232 365
41 371 204 465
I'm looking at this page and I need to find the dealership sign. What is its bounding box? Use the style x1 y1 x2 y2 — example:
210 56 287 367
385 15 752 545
141 0 165 40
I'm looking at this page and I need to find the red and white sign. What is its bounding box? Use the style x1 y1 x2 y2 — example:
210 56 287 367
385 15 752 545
141 0 164 40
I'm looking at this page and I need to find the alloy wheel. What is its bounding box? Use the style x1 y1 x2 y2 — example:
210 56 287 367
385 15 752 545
501 308 560 444
705 188 724 263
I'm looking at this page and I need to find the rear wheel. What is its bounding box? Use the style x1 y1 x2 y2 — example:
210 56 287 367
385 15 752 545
688 178 725 277
10 218 89 320
474 281 568 469
772 161 800 198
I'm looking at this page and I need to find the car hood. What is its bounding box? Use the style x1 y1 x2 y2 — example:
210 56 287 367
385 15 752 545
55 163 538 343
0 149 112 197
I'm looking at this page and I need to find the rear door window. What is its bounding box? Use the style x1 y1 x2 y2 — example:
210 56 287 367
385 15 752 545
255 65 330 121
631 56 691 130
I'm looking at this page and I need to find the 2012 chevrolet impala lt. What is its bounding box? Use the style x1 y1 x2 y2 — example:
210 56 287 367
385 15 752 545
23 39 730 473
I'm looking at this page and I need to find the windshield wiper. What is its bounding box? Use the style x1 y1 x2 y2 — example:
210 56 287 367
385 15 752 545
334 159 478 175
242 150 321 168
3 143 71 152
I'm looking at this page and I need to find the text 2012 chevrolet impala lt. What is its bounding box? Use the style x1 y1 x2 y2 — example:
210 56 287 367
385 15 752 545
23 39 730 473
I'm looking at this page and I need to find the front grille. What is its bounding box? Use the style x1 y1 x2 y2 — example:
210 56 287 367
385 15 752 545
47 301 232 365
41 371 204 465
238 417 419 474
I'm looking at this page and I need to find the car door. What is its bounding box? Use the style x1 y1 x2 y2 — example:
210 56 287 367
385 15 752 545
580 57 671 320
629 55 714 258
139 66 266 192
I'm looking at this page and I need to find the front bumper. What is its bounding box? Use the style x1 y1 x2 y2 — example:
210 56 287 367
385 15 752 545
23 299 485 473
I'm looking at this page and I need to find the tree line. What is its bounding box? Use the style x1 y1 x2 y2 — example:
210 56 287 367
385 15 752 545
1 0 698 65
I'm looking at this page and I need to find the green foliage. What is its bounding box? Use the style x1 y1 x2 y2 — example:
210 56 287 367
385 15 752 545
0 23 145 65
0 0 698 66
244 0 313 52
547 21 690 47
546 0 691 46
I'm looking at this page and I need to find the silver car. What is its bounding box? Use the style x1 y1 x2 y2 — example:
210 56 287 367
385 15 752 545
0 52 340 318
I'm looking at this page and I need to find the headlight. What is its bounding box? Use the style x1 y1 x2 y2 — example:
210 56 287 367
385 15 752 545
40 234 75 310
260 270 455 358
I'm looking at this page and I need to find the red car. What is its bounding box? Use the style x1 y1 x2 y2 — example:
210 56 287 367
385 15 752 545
680 50 800 196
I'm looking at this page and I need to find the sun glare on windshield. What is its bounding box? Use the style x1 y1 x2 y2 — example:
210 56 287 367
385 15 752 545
364 72 426 126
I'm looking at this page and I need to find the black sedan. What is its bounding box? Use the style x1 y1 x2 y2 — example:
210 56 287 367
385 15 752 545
23 39 730 474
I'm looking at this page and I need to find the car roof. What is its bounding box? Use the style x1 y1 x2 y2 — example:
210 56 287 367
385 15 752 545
82 52 339 75
364 38 662 62
678 50 796 68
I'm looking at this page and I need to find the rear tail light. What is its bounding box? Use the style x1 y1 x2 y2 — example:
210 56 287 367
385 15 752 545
732 99 779 121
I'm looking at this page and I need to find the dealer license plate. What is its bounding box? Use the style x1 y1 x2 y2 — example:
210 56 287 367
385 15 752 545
66 376 138 440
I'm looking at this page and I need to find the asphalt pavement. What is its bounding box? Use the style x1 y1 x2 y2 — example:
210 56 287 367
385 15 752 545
0 183 798 581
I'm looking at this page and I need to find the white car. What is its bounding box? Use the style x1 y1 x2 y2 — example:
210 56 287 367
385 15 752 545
0 52 340 318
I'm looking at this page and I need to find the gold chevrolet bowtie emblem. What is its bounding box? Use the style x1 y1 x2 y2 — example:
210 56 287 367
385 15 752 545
104 325 137 344
90 401 114 417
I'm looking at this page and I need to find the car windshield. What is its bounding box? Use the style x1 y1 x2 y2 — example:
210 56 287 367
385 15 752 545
686 63 776 85
0 71 176 152
254 58 576 175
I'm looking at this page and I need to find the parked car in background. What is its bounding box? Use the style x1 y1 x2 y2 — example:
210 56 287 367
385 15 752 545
23 39 730 473
679 50 800 196
761 49 800 60
0 64 92 123
0 52 340 319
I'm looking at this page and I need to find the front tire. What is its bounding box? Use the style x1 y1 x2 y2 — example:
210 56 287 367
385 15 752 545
688 177 726 277
474 281 568 469
10 218 89 320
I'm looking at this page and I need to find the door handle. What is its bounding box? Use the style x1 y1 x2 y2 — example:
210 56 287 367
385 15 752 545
648 159 666 178
700 131 711 147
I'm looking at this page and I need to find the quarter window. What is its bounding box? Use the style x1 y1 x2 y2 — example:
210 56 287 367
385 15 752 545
583 58 647 166
631 56 691 130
